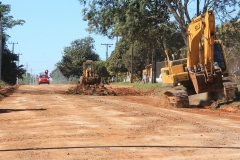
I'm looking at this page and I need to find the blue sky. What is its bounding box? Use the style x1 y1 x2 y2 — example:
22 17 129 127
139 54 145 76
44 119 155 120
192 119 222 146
2 0 116 75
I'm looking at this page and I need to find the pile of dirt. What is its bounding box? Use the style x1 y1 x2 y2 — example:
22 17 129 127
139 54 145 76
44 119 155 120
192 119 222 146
0 85 19 101
67 84 154 96
67 84 117 96
107 86 153 96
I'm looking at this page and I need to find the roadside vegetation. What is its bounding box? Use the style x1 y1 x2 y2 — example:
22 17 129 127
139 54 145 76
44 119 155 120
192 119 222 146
1 1 239 86
0 3 25 85
51 0 240 83
0 80 9 87
112 81 162 90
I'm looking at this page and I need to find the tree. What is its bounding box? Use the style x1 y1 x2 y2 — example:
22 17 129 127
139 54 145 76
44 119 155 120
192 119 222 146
49 67 68 84
163 0 238 45
57 37 100 79
105 39 128 74
214 2 240 59
0 2 25 31
1 48 25 84
79 0 185 75
0 2 25 84
79 0 176 50
216 21 240 58
95 60 110 78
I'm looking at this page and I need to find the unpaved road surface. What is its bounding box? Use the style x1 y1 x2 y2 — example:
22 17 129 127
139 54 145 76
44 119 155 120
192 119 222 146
1 84 240 160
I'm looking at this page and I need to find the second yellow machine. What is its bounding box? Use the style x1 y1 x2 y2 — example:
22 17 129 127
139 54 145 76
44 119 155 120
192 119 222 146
79 60 101 85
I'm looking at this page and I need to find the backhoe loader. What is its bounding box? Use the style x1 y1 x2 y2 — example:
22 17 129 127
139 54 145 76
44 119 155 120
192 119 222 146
79 60 101 85
161 10 238 108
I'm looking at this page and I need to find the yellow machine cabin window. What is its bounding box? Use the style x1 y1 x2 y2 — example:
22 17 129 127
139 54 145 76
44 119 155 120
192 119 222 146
214 43 226 72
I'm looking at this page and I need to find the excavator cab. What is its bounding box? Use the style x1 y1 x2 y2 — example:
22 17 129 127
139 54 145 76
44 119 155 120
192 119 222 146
213 41 227 74
85 63 95 77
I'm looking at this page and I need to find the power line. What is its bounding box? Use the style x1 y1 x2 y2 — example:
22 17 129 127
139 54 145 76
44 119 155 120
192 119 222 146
8 42 18 54
10 28 22 53
20 60 57 63
101 44 113 60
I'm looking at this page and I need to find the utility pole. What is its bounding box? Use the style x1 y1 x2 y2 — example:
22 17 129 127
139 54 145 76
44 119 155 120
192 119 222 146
17 53 22 68
9 42 18 54
16 53 22 85
101 43 113 60
0 17 2 80
30 68 32 85
131 47 133 83
197 0 200 16
152 49 156 83
26 62 30 77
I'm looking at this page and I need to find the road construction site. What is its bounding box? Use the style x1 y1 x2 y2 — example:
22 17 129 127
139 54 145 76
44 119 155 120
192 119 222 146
0 84 240 159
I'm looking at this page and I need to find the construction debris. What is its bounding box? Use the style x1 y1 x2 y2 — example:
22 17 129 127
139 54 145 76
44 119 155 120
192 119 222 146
67 84 117 96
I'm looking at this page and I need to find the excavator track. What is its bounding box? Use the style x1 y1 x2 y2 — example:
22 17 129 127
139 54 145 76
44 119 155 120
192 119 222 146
161 89 189 108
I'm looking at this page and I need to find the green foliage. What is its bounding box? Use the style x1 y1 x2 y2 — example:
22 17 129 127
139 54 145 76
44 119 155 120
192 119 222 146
57 37 100 79
121 42 147 76
78 1 239 82
79 0 185 79
95 60 110 77
0 2 25 30
163 0 238 45
1 49 25 84
0 79 8 86
18 74 32 85
216 21 240 59
50 67 68 84
68 77 79 84
79 0 184 51
105 39 128 75
113 81 162 90
0 2 26 85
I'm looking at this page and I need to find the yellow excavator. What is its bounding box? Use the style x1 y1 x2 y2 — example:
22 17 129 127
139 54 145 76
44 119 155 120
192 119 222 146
79 60 101 85
161 10 238 108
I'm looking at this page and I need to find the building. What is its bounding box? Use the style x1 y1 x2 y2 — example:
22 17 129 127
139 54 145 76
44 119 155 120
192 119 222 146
142 61 166 83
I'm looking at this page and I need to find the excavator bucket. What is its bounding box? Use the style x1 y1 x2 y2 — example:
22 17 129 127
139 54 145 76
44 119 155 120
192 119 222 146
85 76 101 85
161 90 189 108
189 70 223 94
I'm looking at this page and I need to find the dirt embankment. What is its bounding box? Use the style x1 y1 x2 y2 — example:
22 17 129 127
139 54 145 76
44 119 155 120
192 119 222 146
0 85 19 101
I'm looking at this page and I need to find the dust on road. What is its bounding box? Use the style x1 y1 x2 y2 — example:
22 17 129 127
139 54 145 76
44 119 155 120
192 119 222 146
0 84 240 160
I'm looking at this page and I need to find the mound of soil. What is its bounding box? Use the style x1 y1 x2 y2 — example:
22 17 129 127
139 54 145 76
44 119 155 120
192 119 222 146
67 84 154 96
67 84 117 96
106 86 154 96
0 85 19 101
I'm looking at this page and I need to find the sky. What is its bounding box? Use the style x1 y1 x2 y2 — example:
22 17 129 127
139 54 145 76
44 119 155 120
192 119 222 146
2 0 116 75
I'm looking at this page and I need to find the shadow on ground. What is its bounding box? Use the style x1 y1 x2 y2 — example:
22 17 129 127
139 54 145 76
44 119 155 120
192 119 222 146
0 108 46 114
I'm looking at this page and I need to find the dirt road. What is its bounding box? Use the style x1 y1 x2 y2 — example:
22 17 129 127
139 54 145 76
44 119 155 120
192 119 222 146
0 84 240 159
